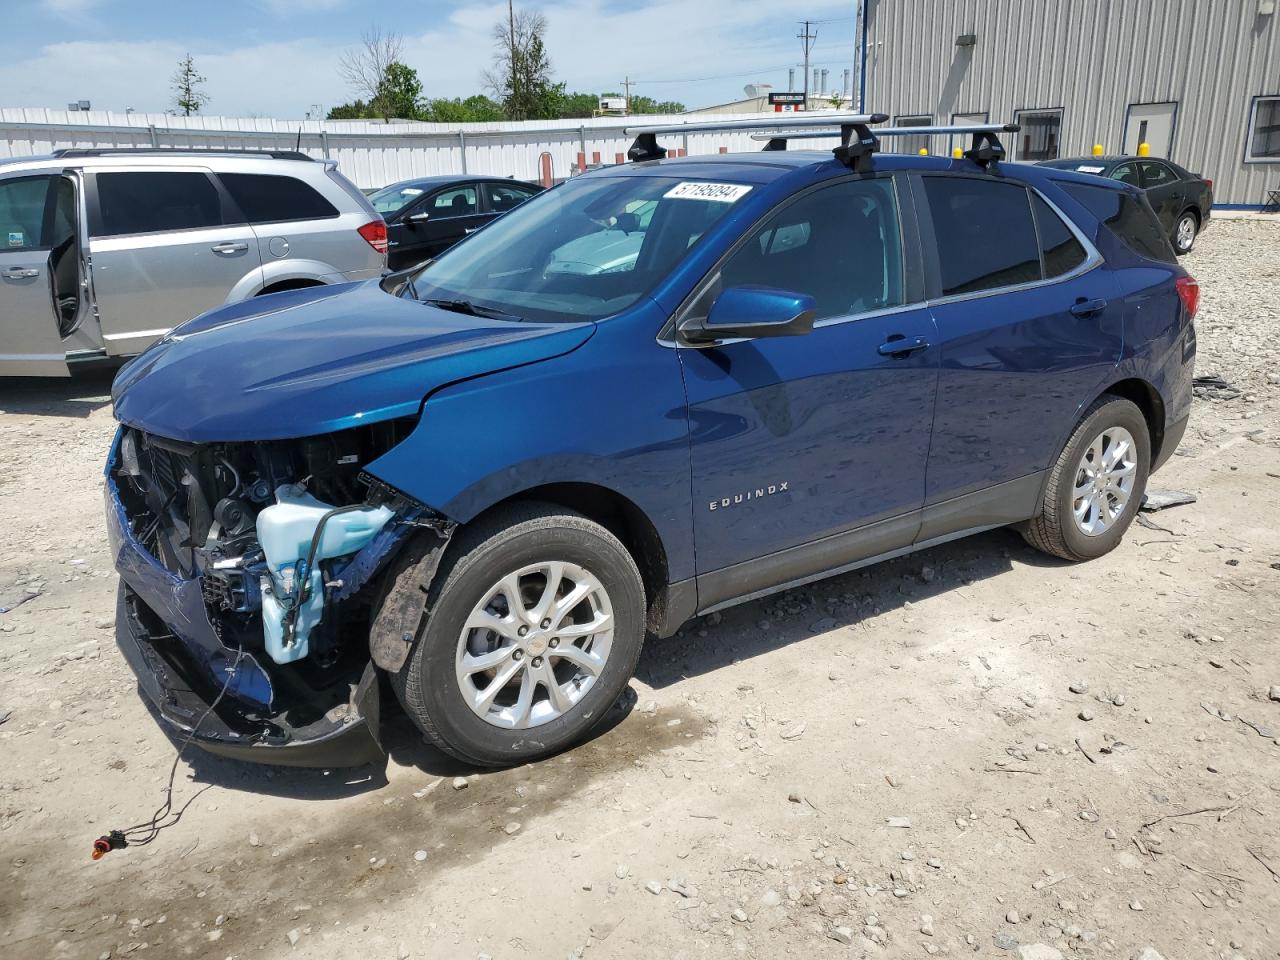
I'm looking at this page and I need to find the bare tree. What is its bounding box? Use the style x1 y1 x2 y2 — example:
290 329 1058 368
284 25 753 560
484 5 558 120
339 28 405 119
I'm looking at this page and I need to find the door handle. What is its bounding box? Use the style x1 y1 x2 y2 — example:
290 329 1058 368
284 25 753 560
1070 298 1108 317
211 241 249 254
2 266 39 279
878 334 930 357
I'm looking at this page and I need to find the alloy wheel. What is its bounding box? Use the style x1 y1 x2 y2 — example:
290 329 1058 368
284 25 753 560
1071 426 1138 536
455 561 614 729
1176 215 1196 251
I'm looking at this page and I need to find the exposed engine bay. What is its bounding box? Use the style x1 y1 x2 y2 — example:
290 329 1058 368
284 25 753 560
109 419 449 741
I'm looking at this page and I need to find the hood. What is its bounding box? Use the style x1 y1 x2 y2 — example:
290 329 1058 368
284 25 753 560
112 281 595 442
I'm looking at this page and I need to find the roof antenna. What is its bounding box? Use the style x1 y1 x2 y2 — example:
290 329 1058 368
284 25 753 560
296 127 303 153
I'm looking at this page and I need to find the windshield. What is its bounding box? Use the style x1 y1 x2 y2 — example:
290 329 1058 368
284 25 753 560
369 183 427 216
404 175 752 323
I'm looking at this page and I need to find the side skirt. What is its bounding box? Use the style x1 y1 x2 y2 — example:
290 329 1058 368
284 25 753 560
659 472 1045 629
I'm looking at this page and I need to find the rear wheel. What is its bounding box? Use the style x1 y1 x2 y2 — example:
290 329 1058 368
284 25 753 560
1022 395 1150 561
390 503 646 767
1172 211 1198 254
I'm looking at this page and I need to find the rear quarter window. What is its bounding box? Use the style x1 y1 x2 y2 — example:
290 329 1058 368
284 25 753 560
1059 182 1176 264
219 173 339 224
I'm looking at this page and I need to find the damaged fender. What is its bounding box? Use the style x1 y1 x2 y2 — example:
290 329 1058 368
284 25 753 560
368 524 455 672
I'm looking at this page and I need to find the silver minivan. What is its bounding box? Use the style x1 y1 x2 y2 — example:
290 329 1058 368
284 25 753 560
0 149 386 377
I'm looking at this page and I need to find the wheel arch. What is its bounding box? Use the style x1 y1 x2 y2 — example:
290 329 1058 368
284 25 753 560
469 481 674 636
1101 377 1166 465
257 276 326 297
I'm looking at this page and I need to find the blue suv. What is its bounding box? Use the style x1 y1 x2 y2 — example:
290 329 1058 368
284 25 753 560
104 118 1198 768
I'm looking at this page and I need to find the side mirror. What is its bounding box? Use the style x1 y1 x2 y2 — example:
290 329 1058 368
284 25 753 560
680 286 817 344
404 211 431 227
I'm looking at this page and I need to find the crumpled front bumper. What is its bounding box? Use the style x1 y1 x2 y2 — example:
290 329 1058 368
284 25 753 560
104 434 384 768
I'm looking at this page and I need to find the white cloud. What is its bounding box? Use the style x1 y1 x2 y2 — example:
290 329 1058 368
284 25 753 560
260 0 347 15
0 0 856 117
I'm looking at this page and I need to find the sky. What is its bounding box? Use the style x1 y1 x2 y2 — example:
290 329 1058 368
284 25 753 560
1 0 861 119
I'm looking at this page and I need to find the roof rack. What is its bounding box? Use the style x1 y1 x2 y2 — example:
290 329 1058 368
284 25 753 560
624 113 890 171
49 147 314 161
751 123 1021 168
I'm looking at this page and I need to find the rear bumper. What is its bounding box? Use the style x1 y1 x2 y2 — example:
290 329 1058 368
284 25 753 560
1152 412 1189 474
105 438 385 768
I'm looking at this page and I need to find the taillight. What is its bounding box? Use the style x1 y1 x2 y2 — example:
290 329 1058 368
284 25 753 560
1203 178 1213 192
1175 276 1199 319
357 219 388 255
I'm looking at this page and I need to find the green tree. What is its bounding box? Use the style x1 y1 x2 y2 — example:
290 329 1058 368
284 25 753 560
628 95 686 115
375 61 424 119
326 100 371 120
422 95 506 123
171 54 209 116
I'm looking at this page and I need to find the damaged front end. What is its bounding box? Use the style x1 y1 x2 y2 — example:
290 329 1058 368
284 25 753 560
104 421 451 767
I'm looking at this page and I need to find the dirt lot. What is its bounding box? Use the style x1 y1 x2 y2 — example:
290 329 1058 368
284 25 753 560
2 219 1279 960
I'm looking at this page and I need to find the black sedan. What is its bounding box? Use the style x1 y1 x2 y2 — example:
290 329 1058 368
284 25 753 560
368 175 544 270
1040 156 1213 255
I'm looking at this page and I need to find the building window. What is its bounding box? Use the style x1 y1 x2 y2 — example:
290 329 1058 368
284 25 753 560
1247 96 1280 161
1013 109 1063 161
892 115 932 155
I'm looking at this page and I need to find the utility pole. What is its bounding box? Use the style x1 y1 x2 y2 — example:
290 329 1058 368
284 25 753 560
621 76 633 114
797 20 818 111
508 0 518 114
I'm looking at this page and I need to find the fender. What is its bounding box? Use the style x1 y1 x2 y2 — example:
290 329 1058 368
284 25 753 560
226 257 343 302
363 299 698 585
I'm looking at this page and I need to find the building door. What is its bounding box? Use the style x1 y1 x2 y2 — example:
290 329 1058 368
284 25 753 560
1124 102 1177 156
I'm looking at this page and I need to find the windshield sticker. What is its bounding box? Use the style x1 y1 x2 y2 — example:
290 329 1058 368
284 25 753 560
1076 165 1106 174
400 188 424 196
664 181 753 203
8 231 23 247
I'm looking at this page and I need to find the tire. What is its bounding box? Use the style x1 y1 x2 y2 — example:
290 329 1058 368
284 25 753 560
1172 210 1198 255
1021 395 1151 562
389 502 646 767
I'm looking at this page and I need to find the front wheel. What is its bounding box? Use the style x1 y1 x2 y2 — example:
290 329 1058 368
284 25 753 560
388 503 646 767
1173 211 1198 254
1022 395 1151 561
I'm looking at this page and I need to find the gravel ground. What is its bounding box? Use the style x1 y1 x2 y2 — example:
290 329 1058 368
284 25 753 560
1 219 1278 960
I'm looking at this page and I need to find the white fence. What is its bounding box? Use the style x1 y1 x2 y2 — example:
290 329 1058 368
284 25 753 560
0 107 843 189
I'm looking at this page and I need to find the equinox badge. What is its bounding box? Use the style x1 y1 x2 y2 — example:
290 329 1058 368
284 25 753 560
709 482 789 512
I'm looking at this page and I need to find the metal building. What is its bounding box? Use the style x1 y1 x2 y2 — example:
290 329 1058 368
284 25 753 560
857 0 1280 208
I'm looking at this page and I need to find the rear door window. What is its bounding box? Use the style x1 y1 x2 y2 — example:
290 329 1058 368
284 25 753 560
1031 194 1088 278
0 176 53 250
922 177 1041 296
93 171 224 237
1059 182 1176 263
716 176 904 320
218 173 338 224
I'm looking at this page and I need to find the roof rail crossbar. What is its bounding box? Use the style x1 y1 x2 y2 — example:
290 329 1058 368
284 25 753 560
622 113 888 164
832 117 888 173
750 123 1020 169
49 147 314 161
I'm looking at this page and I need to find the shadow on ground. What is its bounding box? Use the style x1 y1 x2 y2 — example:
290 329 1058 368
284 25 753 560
0 366 121 418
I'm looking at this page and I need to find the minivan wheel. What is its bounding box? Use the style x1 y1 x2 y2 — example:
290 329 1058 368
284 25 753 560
1173 211 1198 254
390 503 646 767
1021 395 1151 562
